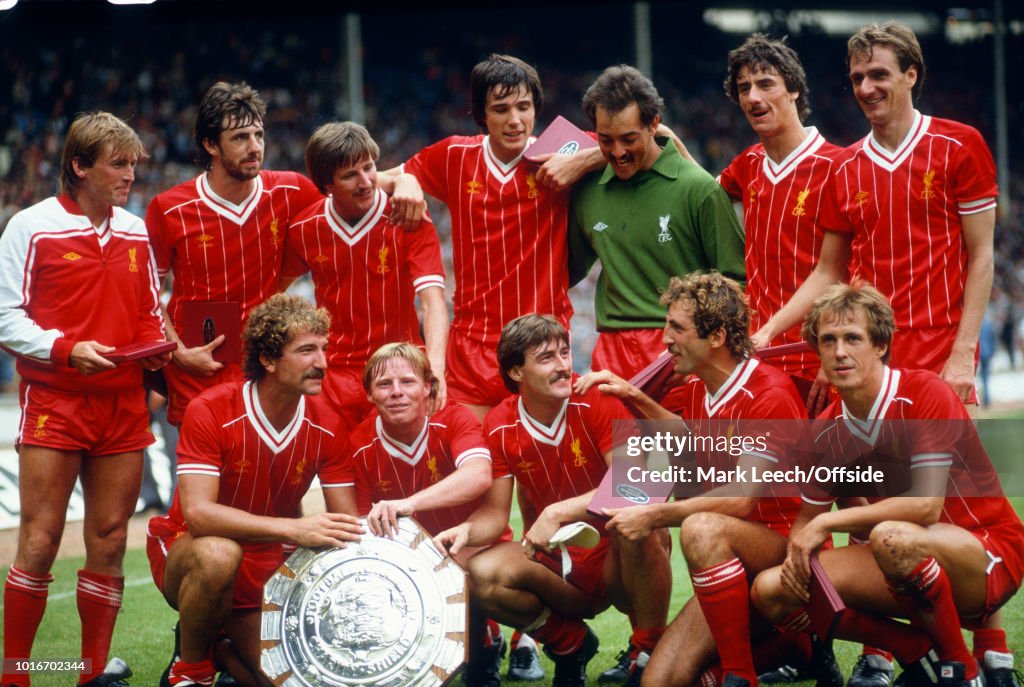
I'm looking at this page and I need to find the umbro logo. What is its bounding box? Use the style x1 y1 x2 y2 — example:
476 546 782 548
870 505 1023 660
62 252 82 261
593 222 608 232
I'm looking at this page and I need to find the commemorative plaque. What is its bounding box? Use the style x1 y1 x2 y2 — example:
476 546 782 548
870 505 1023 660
260 517 467 687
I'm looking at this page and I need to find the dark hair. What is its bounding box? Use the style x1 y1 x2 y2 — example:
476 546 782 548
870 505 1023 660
194 81 267 169
60 112 147 195
847 22 926 101
724 33 811 123
582 65 663 126
305 122 380 194
802 281 895 364
470 54 543 129
242 294 330 381
496 314 569 394
660 272 753 360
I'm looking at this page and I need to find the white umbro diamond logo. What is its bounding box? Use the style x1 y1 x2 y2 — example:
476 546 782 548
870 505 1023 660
593 222 608 232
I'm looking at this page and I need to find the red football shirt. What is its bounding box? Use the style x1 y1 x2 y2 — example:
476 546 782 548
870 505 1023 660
346 403 491 536
403 135 572 344
281 190 445 370
668 358 804 535
719 129 842 377
485 384 625 528
161 380 352 528
146 170 322 422
819 113 997 333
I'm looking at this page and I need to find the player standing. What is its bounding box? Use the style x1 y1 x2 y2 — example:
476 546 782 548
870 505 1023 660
0 112 170 687
281 122 448 429
569 66 746 379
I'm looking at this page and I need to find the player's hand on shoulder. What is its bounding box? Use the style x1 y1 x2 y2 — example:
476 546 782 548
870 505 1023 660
574 369 631 399
71 341 117 375
427 378 448 416
292 512 364 549
805 367 831 417
172 335 226 376
387 174 426 230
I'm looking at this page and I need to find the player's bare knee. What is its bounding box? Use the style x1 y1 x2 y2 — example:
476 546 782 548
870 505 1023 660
869 520 925 577
679 511 727 565
750 567 789 623
18 529 62 572
190 536 244 583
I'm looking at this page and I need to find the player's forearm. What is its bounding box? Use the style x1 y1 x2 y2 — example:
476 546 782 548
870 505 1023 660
812 496 943 535
407 460 491 513
184 501 304 543
541 490 597 526
951 247 993 357
420 288 449 378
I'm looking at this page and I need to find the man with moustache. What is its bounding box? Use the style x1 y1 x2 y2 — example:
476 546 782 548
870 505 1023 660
147 82 425 427
435 314 671 687
146 294 363 687
575 272 808 687
568 65 746 380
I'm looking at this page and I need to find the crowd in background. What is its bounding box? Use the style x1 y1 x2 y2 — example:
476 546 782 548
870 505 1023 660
2 2 1023 380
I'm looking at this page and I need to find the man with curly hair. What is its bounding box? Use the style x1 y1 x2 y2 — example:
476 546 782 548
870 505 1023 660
146 293 363 687
575 272 806 687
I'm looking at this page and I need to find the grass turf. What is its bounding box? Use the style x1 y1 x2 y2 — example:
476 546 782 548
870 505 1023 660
6 505 1023 686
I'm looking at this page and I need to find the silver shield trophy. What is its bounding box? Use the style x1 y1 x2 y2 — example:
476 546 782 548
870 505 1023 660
261 516 467 686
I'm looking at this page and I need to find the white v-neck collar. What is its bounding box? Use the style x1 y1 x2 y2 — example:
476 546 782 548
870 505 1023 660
705 357 758 417
242 380 306 454
841 366 901 445
762 127 825 184
518 396 568 446
375 415 430 466
481 135 533 185
862 110 929 172
196 172 264 225
325 188 387 246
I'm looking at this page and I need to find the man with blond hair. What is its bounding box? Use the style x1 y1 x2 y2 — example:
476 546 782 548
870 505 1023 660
0 111 170 687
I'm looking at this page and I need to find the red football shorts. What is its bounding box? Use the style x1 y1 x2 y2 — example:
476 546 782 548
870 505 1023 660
968 522 1024 627
445 331 511 408
591 329 665 380
321 366 372 431
538 537 611 601
18 382 151 455
889 326 978 404
147 514 285 610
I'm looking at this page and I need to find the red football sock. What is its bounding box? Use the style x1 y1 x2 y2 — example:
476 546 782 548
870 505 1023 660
972 628 1009 662
691 558 757 685
76 569 124 683
168 658 216 686
529 612 587 655
887 558 976 677
836 607 931 664
484 618 502 648
862 646 894 661
629 626 666 654
3 566 54 687
510 629 524 647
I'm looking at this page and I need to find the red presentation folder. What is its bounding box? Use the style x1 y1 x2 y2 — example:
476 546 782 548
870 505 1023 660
180 301 242 363
105 340 177 364
586 464 675 519
808 552 845 639
523 116 598 163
